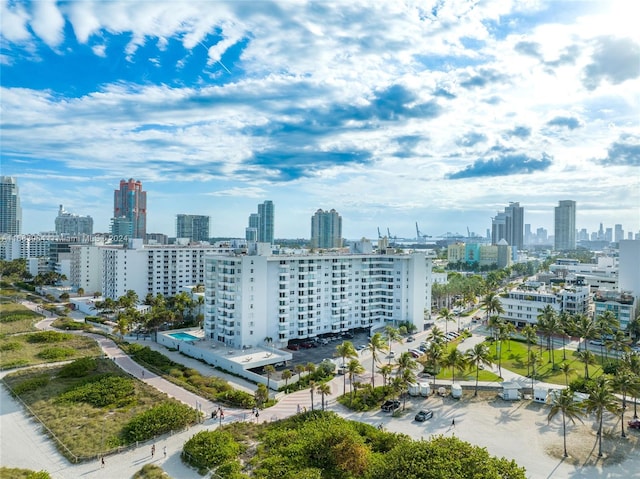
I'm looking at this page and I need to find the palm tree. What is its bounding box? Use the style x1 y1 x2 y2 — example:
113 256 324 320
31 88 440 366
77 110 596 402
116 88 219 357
537 305 558 366
364 332 388 388
573 314 597 353
547 388 585 458
317 383 331 411
606 330 630 358
522 324 537 377
384 325 402 354
346 359 365 405
596 311 619 364
559 363 575 386
487 315 503 344
528 351 542 392
427 325 446 346
395 351 418 381
309 380 317 411
466 343 492 396
503 322 516 352
611 371 637 438
264 365 276 391
576 350 596 379
281 369 292 392
558 311 573 361
294 364 305 388
480 292 504 324
439 308 455 336
378 364 394 387
420 342 445 390
442 348 467 384
334 341 358 395
397 368 416 410
584 377 620 457
496 323 509 378
620 352 640 419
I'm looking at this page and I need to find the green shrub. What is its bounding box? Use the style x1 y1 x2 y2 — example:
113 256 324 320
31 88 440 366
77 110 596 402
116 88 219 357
182 430 243 474
52 318 92 331
11 375 50 395
0 341 23 352
123 402 199 442
58 358 98 378
127 344 175 372
58 375 135 408
602 361 619 375
216 389 256 408
0 467 51 479
27 331 73 343
131 464 170 479
37 347 76 361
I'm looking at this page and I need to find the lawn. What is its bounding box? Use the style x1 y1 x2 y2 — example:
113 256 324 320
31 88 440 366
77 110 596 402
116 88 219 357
0 301 43 335
0 330 102 369
2 358 198 461
486 339 604 385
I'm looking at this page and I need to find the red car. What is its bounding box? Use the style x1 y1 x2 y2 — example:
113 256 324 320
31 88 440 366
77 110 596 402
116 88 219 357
628 419 640 429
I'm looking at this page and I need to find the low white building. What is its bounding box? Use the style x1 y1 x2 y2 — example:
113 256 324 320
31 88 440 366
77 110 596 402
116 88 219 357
204 248 433 349
593 290 637 331
499 282 590 327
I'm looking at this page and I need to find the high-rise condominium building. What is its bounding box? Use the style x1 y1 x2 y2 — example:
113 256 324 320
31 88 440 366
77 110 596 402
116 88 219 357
55 205 93 236
614 224 624 243
554 200 576 250
491 202 523 250
0 176 22 235
176 214 210 242
247 201 274 243
311 209 342 248
113 179 146 239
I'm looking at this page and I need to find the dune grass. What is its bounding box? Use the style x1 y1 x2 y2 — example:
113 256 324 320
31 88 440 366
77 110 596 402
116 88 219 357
0 301 43 335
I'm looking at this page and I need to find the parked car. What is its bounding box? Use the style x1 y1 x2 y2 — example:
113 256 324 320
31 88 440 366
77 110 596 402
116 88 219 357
589 339 604 346
414 409 433 422
288 344 300 351
406 336 415 342
381 400 401 412
357 344 367 351
628 418 640 429
408 349 422 358
385 351 396 359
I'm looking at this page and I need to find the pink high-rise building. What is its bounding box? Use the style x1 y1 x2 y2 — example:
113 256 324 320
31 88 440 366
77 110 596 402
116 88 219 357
114 178 147 239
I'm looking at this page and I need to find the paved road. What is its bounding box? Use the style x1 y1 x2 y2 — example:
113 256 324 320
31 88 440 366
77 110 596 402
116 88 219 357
2 302 639 478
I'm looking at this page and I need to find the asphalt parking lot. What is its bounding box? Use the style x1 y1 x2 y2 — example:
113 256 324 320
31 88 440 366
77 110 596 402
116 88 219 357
281 330 372 370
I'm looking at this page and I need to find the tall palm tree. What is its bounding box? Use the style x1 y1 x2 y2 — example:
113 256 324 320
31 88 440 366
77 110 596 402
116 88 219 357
309 380 317 411
384 325 402 354
503 322 517 352
397 368 416 410
442 348 467 384
528 350 542 392
420 342 445 390
335 341 358 395
560 363 575 386
364 332 388 388
573 314 597 353
620 352 640 419
395 351 418 380
317 383 331 411
496 323 510 377
596 311 619 364
606 330 630 358
522 324 538 377
264 365 276 391
294 364 305 388
584 377 620 457
466 343 492 396
427 325 446 346
480 292 504 324
576 350 596 379
611 371 637 438
487 315 503 344
547 388 585 458
281 369 292 392
346 359 365 405
537 305 558 365
439 308 455 336
378 364 394 387
558 311 573 361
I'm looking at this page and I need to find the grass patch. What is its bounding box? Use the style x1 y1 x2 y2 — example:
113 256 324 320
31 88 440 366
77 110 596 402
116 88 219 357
0 333 102 369
0 302 42 335
2 359 199 461
51 317 93 331
132 464 171 479
0 467 51 479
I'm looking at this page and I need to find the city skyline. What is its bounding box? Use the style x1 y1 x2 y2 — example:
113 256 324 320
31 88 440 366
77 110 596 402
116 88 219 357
1 1 639 237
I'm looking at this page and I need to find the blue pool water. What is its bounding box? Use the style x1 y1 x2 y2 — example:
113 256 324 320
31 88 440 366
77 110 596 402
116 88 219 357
169 332 199 341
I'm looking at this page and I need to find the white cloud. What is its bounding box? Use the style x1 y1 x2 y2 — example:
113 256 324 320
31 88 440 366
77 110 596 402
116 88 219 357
30 0 65 48
0 0 31 43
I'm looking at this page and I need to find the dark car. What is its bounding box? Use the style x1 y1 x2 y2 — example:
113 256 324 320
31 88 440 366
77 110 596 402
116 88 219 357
406 336 415 342
414 410 433 422
288 344 300 351
381 400 401 412
629 419 640 429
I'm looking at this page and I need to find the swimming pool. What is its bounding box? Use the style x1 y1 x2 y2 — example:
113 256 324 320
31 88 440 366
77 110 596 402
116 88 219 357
169 332 200 342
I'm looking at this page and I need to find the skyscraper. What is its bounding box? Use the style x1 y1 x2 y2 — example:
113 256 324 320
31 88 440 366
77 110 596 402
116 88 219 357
55 205 93 236
176 214 210 242
258 200 274 244
0 176 21 235
311 209 342 248
614 224 624 243
491 202 523 250
554 200 576 250
113 179 146 239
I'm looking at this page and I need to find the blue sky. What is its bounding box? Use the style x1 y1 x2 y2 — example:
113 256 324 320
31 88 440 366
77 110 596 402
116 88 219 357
2 0 639 240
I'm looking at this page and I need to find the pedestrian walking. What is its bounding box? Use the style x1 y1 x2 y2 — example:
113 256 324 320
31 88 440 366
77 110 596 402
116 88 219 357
297 404 301 414
151 444 155 457
163 446 167 458
451 418 455 427
101 457 105 468
141 369 145 378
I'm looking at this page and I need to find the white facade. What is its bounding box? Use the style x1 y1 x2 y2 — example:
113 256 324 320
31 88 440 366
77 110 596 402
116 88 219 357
499 283 590 326
619 240 640 298
97 240 238 300
204 251 433 349
0 235 51 260
70 244 105 294
593 290 637 331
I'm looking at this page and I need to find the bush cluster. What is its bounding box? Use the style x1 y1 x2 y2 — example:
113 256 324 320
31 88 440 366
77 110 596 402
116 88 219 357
123 402 199 442
52 318 92 331
37 347 76 361
58 375 135 408
27 331 73 343
0 341 23 352
58 358 97 378
182 430 244 475
338 384 394 412
11 375 50 395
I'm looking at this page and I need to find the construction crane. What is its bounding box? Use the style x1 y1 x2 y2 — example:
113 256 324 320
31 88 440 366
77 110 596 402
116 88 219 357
416 222 431 243
377 227 382 239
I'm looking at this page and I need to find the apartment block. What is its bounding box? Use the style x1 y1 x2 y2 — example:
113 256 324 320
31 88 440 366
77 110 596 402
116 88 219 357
204 250 433 349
